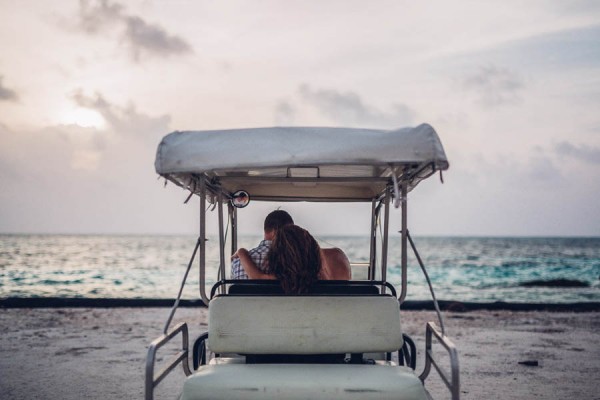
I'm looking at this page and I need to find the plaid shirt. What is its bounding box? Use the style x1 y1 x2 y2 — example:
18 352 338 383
230 239 271 279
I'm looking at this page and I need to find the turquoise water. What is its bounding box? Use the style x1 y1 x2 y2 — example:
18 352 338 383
0 234 598 302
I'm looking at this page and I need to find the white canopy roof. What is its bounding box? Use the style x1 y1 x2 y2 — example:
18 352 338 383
155 124 449 201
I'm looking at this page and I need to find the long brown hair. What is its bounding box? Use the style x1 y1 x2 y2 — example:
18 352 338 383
267 224 321 294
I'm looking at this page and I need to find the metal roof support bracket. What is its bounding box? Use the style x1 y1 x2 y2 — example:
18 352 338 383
392 168 401 209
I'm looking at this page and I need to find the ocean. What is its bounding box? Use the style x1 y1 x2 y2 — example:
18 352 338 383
0 234 598 303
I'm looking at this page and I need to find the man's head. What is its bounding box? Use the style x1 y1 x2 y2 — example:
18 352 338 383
263 210 294 240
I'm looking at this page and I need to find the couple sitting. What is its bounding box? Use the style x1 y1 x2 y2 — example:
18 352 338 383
231 210 351 294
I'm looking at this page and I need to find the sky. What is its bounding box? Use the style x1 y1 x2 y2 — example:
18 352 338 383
0 0 599 236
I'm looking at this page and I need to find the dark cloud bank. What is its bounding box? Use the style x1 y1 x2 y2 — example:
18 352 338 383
555 142 600 165
0 76 18 102
76 0 192 61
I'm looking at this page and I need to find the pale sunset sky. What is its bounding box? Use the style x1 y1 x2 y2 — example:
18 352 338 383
0 0 599 236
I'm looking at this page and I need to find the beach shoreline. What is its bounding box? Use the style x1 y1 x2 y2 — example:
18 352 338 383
2 297 600 312
1 307 599 399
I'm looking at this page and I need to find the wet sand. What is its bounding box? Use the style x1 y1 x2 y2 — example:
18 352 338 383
1 307 599 399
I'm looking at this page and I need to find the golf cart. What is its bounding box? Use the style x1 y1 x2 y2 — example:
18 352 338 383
145 125 460 399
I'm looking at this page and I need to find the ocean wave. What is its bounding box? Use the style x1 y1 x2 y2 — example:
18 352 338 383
2 235 599 302
519 279 590 288
500 261 539 268
38 279 85 285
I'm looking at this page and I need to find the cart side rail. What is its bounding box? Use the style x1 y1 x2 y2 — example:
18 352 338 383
145 322 192 400
419 321 460 400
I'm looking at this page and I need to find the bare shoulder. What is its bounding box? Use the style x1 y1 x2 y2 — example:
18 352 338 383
321 247 349 260
321 248 351 280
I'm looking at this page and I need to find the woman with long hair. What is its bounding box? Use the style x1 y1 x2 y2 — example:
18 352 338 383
232 224 322 294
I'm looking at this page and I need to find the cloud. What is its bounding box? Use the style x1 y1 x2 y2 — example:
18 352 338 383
0 76 18 102
74 0 192 61
444 24 600 75
123 16 192 61
70 148 102 171
298 84 414 128
1 91 170 178
462 65 524 107
71 90 171 141
46 124 105 171
0 124 21 181
77 0 123 33
72 89 110 111
555 141 600 164
0 103 184 234
475 150 563 188
527 154 562 182
274 100 296 125
548 1 600 19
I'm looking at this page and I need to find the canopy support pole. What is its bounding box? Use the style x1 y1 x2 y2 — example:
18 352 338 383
217 194 226 295
229 202 237 260
407 231 445 336
198 179 209 305
369 199 377 280
381 188 390 294
399 182 408 304
162 237 201 334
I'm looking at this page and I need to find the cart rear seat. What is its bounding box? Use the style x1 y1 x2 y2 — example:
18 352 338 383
207 295 403 355
182 294 428 400
181 363 428 400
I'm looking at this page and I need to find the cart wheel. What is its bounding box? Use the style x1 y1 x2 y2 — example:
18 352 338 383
192 332 209 370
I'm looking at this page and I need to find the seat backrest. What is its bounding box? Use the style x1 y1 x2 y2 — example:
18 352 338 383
227 281 380 295
207 295 402 355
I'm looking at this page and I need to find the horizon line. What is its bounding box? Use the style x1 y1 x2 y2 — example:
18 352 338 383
1 232 599 239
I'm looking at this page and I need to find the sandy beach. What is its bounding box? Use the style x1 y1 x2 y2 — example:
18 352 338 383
1 307 599 399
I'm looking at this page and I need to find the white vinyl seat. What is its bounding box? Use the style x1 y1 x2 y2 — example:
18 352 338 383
181 363 428 400
182 295 428 400
206 296 403 355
